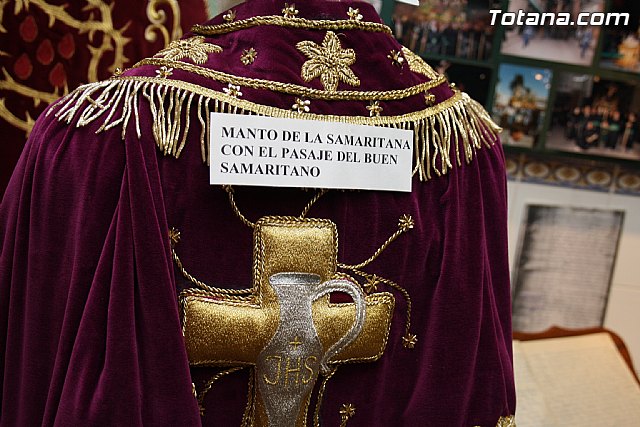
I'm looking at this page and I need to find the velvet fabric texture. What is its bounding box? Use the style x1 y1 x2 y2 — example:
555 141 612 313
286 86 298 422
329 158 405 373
0 1 515 425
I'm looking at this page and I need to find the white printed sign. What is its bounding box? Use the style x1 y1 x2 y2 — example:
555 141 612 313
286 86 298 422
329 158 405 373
209 113 414 192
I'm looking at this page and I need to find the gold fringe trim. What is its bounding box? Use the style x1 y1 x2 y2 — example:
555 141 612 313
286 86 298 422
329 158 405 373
132 57 447 102
48 76 501 181
192 15 392 36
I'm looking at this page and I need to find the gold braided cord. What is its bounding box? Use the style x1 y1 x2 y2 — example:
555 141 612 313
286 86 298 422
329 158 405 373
299 188 328 218
224 185 256 229
197 367 246 414
172 247 253 295
344 266 413 343
241 369 256 427
225 185 328 228
192 15 392 36
338 215 413 271
313 366 339 427
338 228 402 270
171 187 329 293
103 75 467 126
130 58 447 101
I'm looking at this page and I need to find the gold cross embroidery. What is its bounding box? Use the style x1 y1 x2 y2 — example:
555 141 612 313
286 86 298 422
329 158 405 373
180 216 394 426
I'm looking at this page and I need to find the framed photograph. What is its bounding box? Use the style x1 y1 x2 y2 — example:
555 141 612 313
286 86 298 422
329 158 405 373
599 0 640 74
500 0 605 66
545 72 640 160
427 60 493 105
492 63 553 148
392 0 501 61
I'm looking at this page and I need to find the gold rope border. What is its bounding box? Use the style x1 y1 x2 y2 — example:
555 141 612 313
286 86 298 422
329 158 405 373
192 16 392 36
111 75 463 125
131 58 447 101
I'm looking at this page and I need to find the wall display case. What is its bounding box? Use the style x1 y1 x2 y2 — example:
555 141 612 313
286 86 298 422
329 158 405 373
390 0 640 191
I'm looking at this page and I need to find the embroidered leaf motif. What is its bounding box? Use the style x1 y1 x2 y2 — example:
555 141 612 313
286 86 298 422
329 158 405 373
401 47 440 80
296 31 360 92
155 36 222 65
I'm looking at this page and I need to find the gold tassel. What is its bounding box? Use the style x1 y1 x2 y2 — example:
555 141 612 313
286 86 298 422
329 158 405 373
49 78 501 182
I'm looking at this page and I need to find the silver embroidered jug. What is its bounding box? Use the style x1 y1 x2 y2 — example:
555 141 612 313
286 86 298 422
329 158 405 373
256 272 366 427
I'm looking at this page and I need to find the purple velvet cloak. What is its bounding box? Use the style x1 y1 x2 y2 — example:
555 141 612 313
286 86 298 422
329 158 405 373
1 1 515 425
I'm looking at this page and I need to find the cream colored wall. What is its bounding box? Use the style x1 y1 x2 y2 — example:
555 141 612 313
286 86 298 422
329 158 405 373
507 181 640 376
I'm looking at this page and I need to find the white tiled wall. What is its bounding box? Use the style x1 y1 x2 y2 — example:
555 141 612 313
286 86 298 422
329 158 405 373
507 181 640 375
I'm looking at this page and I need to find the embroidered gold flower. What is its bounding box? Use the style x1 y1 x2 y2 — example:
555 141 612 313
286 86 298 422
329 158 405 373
425 92 436 106
402 333 418 349
155 65 173 78
223 9 236 22
363 275 379 294
398 214 414 231
292 97 310 113
154 36 222 65
296 31 360 92
401 47 440 79
339 403 356 420
223 83 243 98
347 7 363 21
387 49 405 67
282 3 299 18
366 100 383 117
240 48 258 65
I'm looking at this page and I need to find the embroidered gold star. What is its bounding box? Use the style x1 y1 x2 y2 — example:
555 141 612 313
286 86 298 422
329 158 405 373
387 50 405 67
292 97 310 113
347 7 363 21
154 36 222 65
223 83 243 98
366 100 383 117
340 403 356 422
363 275 379 294
169 228 181 248
398 214 415 231
240 48 257 65
402 333 418 349
223 9 236 22
282 3 299 18
296 31 360 92
155 65 173 78
425 92 436 106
